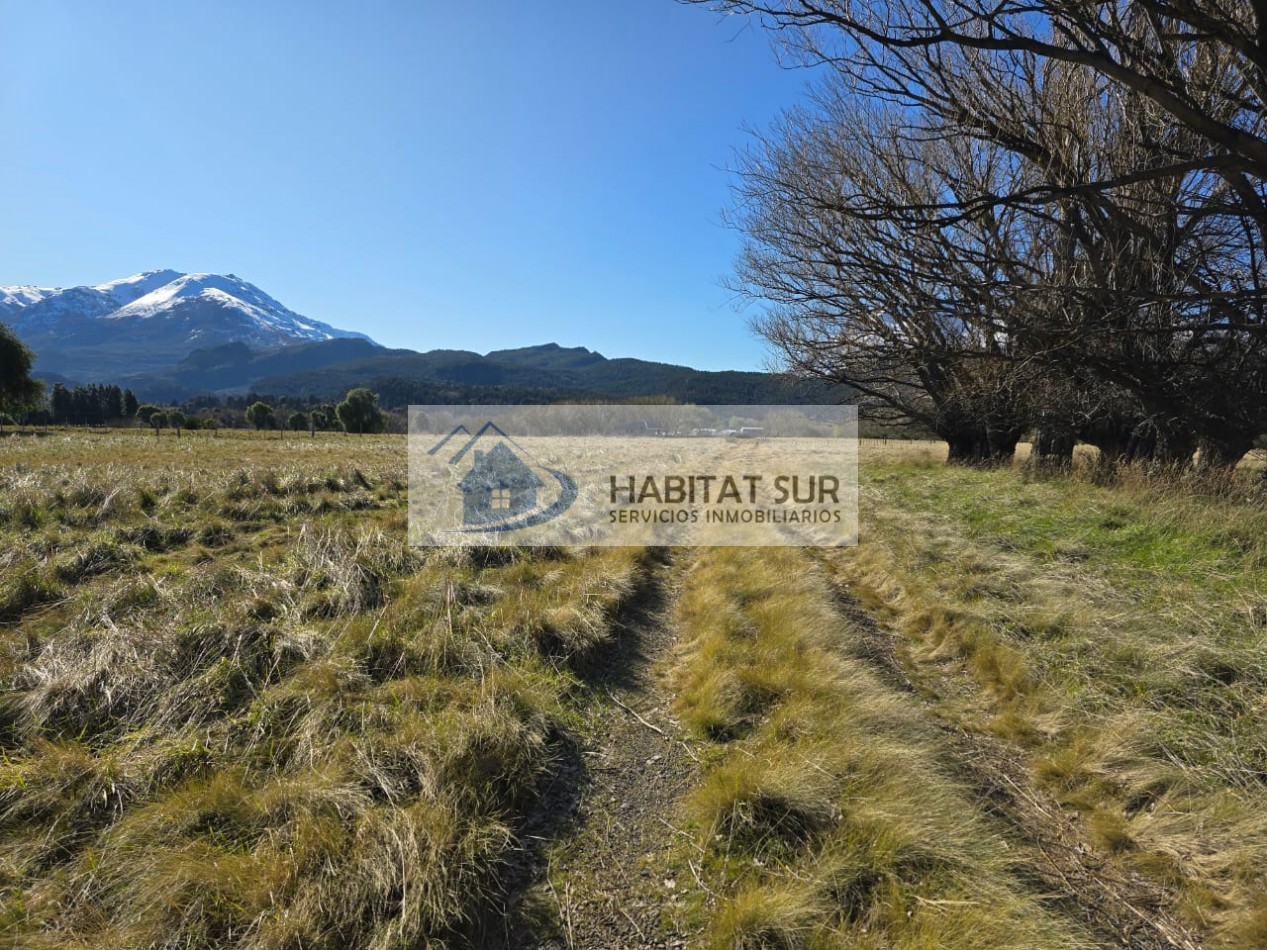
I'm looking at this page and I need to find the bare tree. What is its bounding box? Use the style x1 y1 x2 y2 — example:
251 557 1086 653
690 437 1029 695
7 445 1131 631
736 95 1045 462
689 2 1267 205
700 0 1267 467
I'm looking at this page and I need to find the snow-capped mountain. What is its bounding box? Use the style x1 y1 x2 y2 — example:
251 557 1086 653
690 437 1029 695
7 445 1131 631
0 270 375 380
94 268 186 307
0 285 55 315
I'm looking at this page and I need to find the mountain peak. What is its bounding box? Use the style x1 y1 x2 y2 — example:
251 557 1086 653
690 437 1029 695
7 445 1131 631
3 269 375 381
112 272 285 320
92 269 187 306
484 343 607 370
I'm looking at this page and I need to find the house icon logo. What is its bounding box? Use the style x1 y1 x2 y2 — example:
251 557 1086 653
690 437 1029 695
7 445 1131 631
458 441 543 525
427 420 577 533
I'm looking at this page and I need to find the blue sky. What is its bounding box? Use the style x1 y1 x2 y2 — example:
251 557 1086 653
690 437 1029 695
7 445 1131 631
0 1 811 371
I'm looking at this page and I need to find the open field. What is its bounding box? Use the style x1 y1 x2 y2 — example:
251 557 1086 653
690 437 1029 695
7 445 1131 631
3 430 1267 947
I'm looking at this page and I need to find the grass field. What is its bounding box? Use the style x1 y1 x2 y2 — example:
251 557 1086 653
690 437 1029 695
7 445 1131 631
2 429 1266 947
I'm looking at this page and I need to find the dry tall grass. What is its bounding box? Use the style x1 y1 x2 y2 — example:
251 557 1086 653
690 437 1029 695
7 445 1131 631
9 429 1267 946
669 546 1097 948
0 432 647 948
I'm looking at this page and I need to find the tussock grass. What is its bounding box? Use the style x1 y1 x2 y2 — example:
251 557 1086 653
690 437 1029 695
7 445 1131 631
0 565 59 625
672 547 1095 948
708 885 822 950
0 432 648 947
836 458 1267 940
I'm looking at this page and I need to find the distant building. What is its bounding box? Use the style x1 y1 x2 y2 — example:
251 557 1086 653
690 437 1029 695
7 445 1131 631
611 419 668 436
458 441 543 525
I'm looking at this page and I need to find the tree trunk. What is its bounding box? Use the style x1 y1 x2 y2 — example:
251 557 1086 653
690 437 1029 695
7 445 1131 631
1032 427 1076 466
1142 425 1195 469
1079 421 1130 475
945 426 992 465
945 429 1019 464
945 434 986 464
986 427 1022 464
1196 433 1254 472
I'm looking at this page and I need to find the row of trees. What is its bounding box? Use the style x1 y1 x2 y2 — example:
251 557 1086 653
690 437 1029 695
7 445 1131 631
49 384 140 426
135 405 208 437
696 0 1267 468
241 389 385 434
0 327 390 438
135 389 387 437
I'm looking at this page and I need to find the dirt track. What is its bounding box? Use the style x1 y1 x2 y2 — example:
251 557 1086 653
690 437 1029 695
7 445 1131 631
495 547 1204 948
495 552 704 949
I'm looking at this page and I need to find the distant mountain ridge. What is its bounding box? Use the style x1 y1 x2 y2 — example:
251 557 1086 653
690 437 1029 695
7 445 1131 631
1 270 372 378
163 340 835 406
1 271 840 406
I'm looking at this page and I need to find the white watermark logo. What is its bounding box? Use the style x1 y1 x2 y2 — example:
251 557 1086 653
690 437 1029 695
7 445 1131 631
408 405 858 547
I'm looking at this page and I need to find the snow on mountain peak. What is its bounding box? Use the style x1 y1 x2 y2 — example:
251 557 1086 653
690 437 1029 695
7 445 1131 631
1 269 372 347
92 269 186 305
107 272 345 341
0 285 56 315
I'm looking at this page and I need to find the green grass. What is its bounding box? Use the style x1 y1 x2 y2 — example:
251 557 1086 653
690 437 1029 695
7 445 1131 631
835 457 1267 940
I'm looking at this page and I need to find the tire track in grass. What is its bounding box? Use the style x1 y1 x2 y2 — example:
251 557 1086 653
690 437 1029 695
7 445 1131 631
670 546 1106 949
814 551 1202 950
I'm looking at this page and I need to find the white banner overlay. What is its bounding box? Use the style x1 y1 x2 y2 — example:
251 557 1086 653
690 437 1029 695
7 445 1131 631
408 405 858 547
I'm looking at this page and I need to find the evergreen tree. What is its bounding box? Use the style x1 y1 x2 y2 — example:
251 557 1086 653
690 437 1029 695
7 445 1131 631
50 384 72 424
335 388 384 434
245 401 275 431
0 323 39 423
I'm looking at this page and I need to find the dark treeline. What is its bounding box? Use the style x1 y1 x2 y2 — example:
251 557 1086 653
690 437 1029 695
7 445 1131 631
695 0 1267 470
370 375 594 408
148 392 394 433
39 383 324 430
48 384 137 426
24 384 399 434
